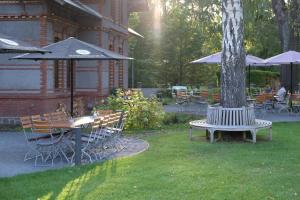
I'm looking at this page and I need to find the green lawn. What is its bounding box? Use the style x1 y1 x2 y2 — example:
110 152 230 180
1 123 300 200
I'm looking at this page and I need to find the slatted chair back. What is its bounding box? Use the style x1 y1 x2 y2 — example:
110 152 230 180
212 94 220 103
94 109 113 117
101 113 119 128
32 120 52 135
43 113 52 121
100 114 113 127
255 95 265 104
20 116 35 144
20 116 33 129
200 91 209 99
207 106 255 127
31 115 42 122
91 116 103 129
109 113 122 127
264 93 274 101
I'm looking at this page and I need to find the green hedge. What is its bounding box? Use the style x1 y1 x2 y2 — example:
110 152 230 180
217 69 279 88
247 69 279 87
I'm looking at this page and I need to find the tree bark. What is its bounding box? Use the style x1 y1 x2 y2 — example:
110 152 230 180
271 0 289 51
221 0 246 108
272 0 299 92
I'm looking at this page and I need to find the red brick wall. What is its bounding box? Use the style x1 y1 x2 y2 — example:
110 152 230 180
0 96 70 117
0 0 129 117
109 40 115 90
118 43 124 88
39 16 48 96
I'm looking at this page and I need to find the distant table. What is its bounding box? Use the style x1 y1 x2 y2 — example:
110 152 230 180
247 98 256 105
291 104 300 113
50 116 94 166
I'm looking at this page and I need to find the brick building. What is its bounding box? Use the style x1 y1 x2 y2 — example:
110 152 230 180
0 0 147 117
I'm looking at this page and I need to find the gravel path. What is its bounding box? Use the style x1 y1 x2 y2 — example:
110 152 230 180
164 102 300 122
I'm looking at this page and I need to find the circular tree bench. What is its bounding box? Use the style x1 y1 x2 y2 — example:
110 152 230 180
189 106 272 143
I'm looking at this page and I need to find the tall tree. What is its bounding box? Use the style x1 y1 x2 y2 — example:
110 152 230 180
221 0 246 108
272 0 300 91
129 0 281 88
272 0 290 51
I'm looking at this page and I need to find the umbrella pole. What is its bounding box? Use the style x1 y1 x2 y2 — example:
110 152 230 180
70 59 74 117
291 63 293 93
248 65 251 95
290 62 293 107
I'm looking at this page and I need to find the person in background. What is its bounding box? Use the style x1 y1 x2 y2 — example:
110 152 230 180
275 83 287 102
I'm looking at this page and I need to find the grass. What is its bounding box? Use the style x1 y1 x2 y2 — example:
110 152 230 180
1 122 300 200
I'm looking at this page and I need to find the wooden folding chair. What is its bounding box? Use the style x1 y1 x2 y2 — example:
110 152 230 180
20 116 44 162
32 119 69 166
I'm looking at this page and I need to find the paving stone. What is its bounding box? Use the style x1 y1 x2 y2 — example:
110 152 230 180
0 132 149 178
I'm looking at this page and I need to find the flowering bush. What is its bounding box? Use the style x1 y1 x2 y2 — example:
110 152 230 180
107 89 165 130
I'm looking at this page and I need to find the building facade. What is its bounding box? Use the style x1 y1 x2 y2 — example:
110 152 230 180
0 0 147 117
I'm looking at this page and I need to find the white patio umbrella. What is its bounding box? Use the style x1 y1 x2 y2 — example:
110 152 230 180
13 37 132 116
190 52 267 91
264 50 300 94
0 32 49 54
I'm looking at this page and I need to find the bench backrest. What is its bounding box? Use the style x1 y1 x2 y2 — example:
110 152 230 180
207 106 255 126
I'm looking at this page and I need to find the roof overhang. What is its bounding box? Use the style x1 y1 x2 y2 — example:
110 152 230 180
128 0 149 12
53 0 103 19
128 28 144 38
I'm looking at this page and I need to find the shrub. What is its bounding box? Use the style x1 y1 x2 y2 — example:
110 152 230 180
163 113 199 125
107 89 165 130
247 70 280 87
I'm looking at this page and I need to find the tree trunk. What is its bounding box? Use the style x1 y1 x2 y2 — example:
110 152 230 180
272 0 299 92
289 0 299 92
272 0 290 90
271 0 289 51
221 0 246 108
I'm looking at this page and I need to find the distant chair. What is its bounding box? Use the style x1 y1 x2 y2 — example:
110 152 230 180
20 116 44 163
175 91 190 112
275 93 291 113
212 94 220 104
31 119 69 166
192 91 209 105
254 95 267 118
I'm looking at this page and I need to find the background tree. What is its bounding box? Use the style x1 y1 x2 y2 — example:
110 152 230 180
272 0 300 91
129 0 281 89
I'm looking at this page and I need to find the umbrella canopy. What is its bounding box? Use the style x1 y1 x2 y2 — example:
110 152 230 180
13 37 132 116
264 50 300 64
264 50 300 105
190 52 265 65
0 33 49 54
13 37 132 60
190 52 267 93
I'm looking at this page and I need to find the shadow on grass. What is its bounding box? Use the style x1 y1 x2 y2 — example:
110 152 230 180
0 159 119 200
